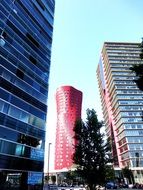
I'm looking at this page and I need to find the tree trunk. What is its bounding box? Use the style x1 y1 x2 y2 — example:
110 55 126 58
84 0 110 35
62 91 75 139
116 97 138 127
89 184 95 190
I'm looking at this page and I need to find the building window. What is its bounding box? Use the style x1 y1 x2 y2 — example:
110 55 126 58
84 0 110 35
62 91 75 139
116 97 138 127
36 0 45 10
26 33 39 48
29 55 37 65
16 69 24 80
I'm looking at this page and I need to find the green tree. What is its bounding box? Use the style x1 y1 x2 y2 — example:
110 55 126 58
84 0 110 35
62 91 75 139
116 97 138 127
105 165 115 182
73 109 112 190
51 175 56 184
122 167 134 184
65 170 80 185
44 175 49 183
130 39 143 91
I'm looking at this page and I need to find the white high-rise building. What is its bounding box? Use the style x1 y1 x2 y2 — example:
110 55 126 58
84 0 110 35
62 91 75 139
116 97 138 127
97 42 143 183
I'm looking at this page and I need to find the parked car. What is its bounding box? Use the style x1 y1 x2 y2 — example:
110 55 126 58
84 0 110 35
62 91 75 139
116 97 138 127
128 184 133 188
122 183 128 188
105 182 117 189
96 185 105 190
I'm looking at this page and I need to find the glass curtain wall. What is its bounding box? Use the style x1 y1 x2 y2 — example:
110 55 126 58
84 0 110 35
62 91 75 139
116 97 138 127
0 0 55 189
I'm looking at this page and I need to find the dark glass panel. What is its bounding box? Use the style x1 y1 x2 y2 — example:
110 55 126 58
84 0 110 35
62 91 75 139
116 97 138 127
0 126 41 148
2 31 7 38
0 139 44 161
16 69 24 80
1 77 47 112
0 113 45 139
17 134 40 147
36 0 45 11
0 88 46 120
26 33 39 48
2 58 48 96
29 55 37 65
0 154 43 171
0 126 18 141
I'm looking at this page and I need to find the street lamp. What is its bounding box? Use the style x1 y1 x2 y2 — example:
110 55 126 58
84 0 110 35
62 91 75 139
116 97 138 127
47 143 52 184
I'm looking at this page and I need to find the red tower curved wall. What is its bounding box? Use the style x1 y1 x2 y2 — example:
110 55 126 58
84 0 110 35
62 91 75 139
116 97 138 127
54 86 82 170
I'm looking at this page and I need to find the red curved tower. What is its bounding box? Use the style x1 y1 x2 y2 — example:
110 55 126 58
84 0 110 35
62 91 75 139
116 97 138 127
54 86 82 170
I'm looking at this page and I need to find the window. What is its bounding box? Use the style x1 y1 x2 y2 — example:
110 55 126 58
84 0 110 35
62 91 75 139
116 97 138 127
16 69 24 80
26 33 39 48
2 31 7 38
29 55 37 65
36 0 45 10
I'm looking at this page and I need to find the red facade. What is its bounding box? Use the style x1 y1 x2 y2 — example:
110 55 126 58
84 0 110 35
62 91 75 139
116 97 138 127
54 86 82 170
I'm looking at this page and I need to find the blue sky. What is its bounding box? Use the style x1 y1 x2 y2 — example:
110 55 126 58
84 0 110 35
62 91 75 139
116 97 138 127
44 0 143 172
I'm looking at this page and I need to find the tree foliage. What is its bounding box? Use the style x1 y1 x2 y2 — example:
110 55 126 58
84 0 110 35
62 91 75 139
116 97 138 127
51 175 56 184
130 64 143 91
73 109 112 190
122 167 134 184
66 171 75 181
130 39 143 91
105 165 115 182
65 170 80 185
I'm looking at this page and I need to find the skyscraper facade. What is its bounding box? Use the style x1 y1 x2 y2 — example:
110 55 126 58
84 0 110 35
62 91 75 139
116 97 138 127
97 42 143 183
55 86 82 170
0 0 55 189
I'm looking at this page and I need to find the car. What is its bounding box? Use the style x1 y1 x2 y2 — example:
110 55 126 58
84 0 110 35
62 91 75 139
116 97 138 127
105 182 117 189
128 184 133 188
122 183 128 188
96 185 105 190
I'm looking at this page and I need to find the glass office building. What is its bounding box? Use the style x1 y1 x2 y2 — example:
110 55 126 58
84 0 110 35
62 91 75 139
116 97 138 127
0 0 55 189
97 42 143 183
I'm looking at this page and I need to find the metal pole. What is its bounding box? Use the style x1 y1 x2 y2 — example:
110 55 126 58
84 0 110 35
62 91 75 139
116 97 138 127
47 143 52 184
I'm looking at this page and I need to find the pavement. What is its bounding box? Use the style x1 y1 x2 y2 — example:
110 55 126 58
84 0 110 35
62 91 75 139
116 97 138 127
43 185 143 190
58 187 86 190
